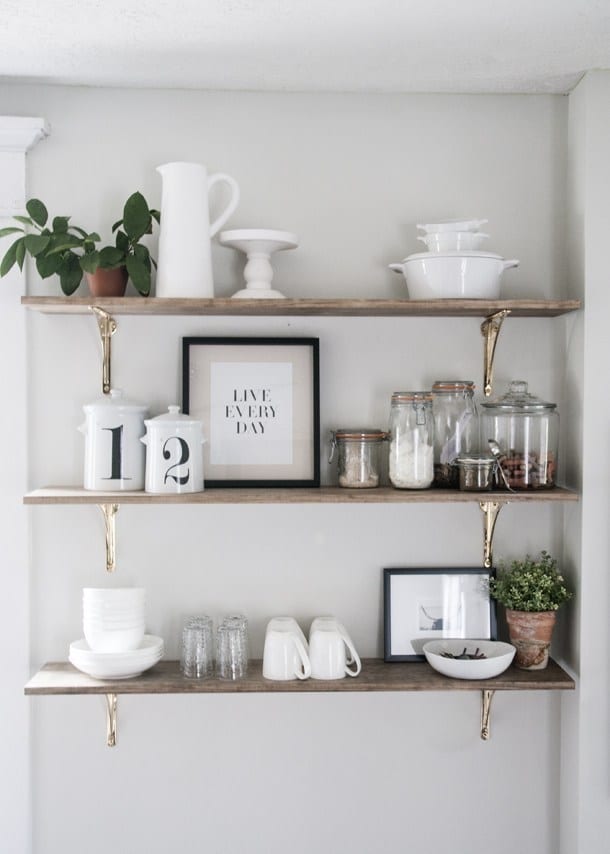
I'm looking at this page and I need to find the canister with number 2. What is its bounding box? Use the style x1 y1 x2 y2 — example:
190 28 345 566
141 406 205 494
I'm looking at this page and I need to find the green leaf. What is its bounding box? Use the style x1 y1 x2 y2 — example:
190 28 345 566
52 216 70 233
134 242 151 271
126 254 150 296
13 215 34 227
47 235 84 255
26 199 48 228
71 226 89 239
16 240 26 270
36 252 62 279
87 232 101 243
80 251 101 274
0 226 25 238
111 218 123 233
150 209 160 225
98 246 125 268
122 192 150 242
115 230 129 253
23 233 51 257
58 252 82 295
0 236 24 276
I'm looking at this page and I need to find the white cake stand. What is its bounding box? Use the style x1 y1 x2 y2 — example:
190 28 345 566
219 229 298 299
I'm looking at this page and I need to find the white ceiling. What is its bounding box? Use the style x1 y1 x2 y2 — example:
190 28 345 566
1 0 609 94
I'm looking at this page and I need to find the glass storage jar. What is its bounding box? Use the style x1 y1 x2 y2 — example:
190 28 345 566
329 429 388 488
431 380 478 488
388 392 434 489
479 380 559 490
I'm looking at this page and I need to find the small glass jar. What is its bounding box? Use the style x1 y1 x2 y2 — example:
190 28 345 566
480 380 559 490
455 454 496 491
329 429 388 488
431 380 478 488
388 392 434 489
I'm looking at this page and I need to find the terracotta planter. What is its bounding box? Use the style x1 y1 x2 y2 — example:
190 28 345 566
505 609 556 670
85 266 128 297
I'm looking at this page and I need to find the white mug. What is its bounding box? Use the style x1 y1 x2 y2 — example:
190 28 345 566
265 616 308 650
309 616 358 666
309 622 361 680
263 624 311 681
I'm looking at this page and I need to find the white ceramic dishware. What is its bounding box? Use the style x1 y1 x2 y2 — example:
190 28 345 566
82 587 146 653
69 635 164 680
219 228 298 299
156 161 240 298
263 621 311 681
416 218 488 233
423 639 516 680
417 231 489 252
309 622 361 680
141 405 205 494
265 617 308 650
389 251 519 300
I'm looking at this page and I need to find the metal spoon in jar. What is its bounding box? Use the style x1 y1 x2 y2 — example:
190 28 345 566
487 439 515 492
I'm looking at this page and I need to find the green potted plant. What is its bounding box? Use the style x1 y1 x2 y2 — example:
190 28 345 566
0 192 159 297
489 550 572 670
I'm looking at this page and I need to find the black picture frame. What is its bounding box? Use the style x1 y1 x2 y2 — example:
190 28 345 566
383 567 497 661
183 336 320 488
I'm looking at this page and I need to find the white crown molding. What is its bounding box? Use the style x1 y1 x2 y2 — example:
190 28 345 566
0 116 50 153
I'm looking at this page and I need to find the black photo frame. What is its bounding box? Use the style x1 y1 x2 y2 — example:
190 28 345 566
183 336 320 487
383 567 497 661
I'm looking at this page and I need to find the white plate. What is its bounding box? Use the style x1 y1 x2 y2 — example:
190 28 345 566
423 639 515 680
69 636 164 679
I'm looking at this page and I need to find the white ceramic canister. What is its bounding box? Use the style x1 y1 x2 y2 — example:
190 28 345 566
141 405 205 494
79 389 148 491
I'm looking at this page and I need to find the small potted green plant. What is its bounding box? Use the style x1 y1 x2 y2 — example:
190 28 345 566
0 192 159 297
489 550 572 670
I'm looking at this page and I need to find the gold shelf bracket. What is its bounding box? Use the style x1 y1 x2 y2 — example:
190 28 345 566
105 693 118 747
90 306 117 395
481 309 511 397
479 500 504 569
99 503 120 572
480 689 495 740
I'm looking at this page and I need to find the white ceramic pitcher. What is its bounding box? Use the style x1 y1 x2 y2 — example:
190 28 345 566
155 162 240 298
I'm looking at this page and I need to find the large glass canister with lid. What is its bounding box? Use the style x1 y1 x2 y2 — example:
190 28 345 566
431 380 478 487
479 380 559 490
329 429 388 488
388 392 434 489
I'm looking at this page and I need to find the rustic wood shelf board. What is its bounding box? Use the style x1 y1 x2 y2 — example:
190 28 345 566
25 659 574 696
22 296 581 318
24 486 579 505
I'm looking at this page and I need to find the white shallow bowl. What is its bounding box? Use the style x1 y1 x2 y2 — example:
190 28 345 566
417 218 488 233
423 639 516 680
417 231 489 252
389 252 519 300
69 635 164 679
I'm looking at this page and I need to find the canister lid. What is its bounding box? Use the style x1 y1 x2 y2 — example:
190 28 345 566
391 391 433 403
83 388 148 412
432 380 476 393
455 453 496 467
333 428 388 441
145 405 203 426
479 380 556 411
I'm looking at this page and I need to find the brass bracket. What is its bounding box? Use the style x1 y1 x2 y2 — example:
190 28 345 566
99 503 119 573
90 306 117 395
105 693 117 747
479 500 504 569
480 689 495 740
481 309 511 397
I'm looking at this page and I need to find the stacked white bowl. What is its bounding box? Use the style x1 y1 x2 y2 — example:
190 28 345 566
83 587 146 653
416 217 489 252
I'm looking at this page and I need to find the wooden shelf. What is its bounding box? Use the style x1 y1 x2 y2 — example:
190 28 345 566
21 296 581 318
24 485 579 506
25 658 575 696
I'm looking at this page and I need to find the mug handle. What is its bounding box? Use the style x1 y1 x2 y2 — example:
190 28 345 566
292 634 312 680
337 625 361 677
208 173 240 237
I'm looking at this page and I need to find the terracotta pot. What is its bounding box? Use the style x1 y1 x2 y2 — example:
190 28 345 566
85 266 128 297
505 609 556 670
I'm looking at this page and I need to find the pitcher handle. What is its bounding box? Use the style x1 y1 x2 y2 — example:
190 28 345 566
292 634 312 680
208 173 240 237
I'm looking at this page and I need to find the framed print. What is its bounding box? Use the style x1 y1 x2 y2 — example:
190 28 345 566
383 567 496 661
183 337 320 487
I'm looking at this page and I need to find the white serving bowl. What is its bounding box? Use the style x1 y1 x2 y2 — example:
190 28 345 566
417 231 489 252
389 251 519 299
416 218 488 233
69 635 164 680
423 639 516 680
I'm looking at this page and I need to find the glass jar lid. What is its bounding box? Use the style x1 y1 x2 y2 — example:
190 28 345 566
333 428 388 442
432 380 476 393
480 380 556 412
391 391 433 403
455 453 496 468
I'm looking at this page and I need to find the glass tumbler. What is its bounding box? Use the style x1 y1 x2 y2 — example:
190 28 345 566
180 615 214 678
217 622 248 680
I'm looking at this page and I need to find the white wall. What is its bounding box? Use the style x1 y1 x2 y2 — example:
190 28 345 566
0 85 573 854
